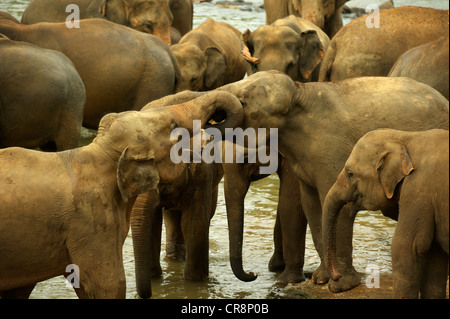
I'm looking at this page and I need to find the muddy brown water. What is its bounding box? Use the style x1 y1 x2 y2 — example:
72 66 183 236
0 0 448 299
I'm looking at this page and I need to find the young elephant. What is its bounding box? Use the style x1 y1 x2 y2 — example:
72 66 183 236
0 19 179 129
319 7 449 82
0 91 243 298
130 91 225 299
171 18 247 92
243 15 330 82
323 129 449 298
0 36 85 151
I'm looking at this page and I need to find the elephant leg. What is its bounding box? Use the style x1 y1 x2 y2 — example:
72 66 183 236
420 242 448 299
276 166 307 283
299 181 329 284
0 284 35 299
69 248 126 298
181 163 215 281
164 209 186 262
392 205 435 298
268 211 285 272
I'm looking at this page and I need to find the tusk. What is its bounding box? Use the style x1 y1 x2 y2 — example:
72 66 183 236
242 45 260 64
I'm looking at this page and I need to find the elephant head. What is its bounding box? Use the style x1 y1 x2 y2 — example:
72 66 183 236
172 43 227 91
214 71 299 281
100 0 173 45
291 0 349 36
243 17 326 82
322 130 414 282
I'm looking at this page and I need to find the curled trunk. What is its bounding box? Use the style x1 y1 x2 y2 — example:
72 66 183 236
170 90 244 135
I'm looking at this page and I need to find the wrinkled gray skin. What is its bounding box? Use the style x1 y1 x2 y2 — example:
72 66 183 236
130 91 228 299
319 7 450 82
264 0 349 38
0 90 243 299
21 0 193 45
0 19 179 129
0 37 85 151
172 18 247 92
389 36 449 100
243 15 330 82
323 129 449 298
211 71 449 291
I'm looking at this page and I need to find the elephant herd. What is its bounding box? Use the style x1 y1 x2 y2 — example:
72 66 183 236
0 0 448 299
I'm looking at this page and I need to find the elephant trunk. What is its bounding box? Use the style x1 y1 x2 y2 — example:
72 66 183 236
170 91 244 135
131 192 162 299
322 183 348 282
224 175 257 282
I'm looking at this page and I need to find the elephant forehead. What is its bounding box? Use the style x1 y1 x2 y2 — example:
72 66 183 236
253 26 299 44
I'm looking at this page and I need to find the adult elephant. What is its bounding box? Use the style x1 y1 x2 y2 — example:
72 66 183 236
318 7 449 82
323 129 449 298
130 91 226 299
211 71 449 291
264 0 349 38
243 15 330 82
389 36 449 100
0 36 85 151
21 0 193 45
0 19 179 129
0 90 243 299
172 18 247 92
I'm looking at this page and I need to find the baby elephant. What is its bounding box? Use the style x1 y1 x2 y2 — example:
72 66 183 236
323 128 449 298
171 18 247 92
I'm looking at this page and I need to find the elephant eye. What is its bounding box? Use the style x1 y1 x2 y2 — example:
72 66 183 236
347 171 354 180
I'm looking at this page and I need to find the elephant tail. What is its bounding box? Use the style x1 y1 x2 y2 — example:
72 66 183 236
318 40 336 82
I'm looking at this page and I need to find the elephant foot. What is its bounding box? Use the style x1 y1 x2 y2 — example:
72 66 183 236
276 266 305 284
327 271 361 293
165 241 186 262
268 252 285 272
311 263 330 284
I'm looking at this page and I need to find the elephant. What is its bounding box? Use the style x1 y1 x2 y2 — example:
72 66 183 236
21 0 193 45
171 18 247 92
130 91 225 299
210 71 449 290
242 15 330 82
389 36 449 100
323 128 449 298
0 18 179 129
0 11 20 23
318 7 450 82
0 36 85 151
264 0 349 38
0 90 243 299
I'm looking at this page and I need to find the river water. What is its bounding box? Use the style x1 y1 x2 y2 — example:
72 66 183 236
0 0 448 299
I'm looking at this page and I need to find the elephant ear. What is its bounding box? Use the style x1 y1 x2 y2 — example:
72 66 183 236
298 30 325 81
204 47 227 90
377 141 414 199
117 147 160 203
99 0 128 24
